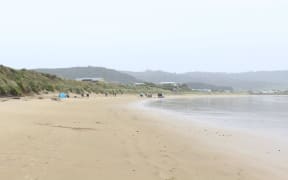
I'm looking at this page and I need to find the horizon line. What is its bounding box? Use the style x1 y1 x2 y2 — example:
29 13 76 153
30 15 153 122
1 64 288 74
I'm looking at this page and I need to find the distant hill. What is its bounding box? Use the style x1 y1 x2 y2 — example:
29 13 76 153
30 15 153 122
35 66 233 91
124 70 288 90
33 66 288 90
35 67 141 84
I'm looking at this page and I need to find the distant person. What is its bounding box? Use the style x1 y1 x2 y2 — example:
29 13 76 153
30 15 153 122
158 93 164 98
146 93 152 98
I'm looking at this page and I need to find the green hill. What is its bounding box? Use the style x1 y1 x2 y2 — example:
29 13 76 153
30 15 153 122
35 67 141 84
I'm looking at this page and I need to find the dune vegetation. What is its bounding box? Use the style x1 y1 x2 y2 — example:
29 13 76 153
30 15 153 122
0 65 190 96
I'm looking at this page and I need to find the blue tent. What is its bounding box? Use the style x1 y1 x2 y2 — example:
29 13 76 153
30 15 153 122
58 92 67 99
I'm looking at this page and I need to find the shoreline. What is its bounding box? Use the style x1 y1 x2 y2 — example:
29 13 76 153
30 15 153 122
136 95 288 157
0 95 287 179
140 95 288 141
116 94 288 180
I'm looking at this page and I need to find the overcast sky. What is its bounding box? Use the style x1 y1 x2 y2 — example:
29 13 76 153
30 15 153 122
0 0 288 72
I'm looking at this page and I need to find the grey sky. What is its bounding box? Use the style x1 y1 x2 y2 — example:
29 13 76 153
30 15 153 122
0 0 288 72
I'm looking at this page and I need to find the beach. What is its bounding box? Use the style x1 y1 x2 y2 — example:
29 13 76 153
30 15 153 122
0 95 287 180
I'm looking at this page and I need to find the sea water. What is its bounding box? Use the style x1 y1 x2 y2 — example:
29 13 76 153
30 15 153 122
148 95 288 140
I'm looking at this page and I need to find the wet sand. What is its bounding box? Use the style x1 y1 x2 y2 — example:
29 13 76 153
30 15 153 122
0 95 287 180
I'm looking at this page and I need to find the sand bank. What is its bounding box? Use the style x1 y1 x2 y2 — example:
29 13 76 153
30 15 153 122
0 95 287 180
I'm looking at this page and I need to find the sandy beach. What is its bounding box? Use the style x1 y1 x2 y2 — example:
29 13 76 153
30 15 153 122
0 95 287 180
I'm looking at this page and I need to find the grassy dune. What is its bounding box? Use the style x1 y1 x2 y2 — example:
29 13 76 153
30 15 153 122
0 65 189 96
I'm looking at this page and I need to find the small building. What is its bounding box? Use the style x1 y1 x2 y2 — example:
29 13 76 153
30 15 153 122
134 83 146 86
159 82 179 87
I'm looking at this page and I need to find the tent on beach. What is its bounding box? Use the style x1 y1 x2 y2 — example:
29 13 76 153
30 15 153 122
58 92 68 99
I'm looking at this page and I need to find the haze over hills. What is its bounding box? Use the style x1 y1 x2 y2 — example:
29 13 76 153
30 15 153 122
125 70 288 90
34 67 232 91
34 66 288 91
35 67 141 84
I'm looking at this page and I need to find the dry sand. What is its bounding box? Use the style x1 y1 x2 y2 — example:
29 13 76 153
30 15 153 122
0 95 287 180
